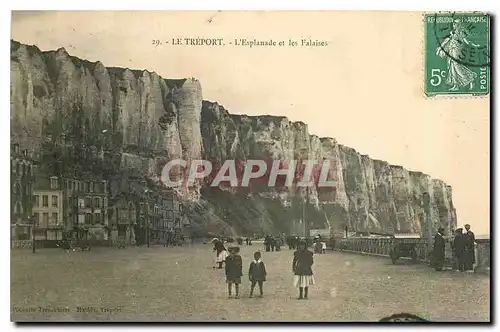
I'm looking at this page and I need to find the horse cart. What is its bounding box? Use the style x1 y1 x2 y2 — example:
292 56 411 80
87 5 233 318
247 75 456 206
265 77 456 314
389 234 420 264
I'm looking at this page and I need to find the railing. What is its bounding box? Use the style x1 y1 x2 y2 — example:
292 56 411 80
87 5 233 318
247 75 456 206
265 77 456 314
333 238 433 261
11 240 33 249
332 237 490 274
11 239 111 249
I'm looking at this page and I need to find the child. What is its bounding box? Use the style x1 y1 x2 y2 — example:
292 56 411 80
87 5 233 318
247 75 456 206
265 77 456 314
225 246 243 298
292 240 315 299
214 239 228 269
248 251 267 298
321 241 327 254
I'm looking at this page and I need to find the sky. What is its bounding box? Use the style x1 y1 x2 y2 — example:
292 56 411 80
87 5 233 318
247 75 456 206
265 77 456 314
11 11 490 235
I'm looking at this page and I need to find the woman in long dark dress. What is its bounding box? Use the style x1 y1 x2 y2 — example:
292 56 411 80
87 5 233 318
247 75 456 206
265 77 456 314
292 240 315 299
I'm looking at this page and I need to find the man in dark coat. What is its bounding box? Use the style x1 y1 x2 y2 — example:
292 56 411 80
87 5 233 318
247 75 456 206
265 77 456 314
432 227 446 271
464 224 476 271
452 228 466 271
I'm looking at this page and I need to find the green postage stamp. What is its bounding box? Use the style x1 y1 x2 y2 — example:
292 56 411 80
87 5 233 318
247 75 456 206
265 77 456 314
424 12 490 97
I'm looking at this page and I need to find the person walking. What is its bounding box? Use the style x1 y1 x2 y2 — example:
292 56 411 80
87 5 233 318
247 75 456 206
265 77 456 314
292 240 315 299
248 251 267 298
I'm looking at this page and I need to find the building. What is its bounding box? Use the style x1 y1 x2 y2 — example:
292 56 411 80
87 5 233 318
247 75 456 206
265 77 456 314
11 143 36 242
32 175 109 243
64 177 109 243
33 176 64 241
135 188 181 245
108 192 138 245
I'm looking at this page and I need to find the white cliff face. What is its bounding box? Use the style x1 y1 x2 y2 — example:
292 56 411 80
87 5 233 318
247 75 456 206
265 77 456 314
201 100 457 235
10 40 457 235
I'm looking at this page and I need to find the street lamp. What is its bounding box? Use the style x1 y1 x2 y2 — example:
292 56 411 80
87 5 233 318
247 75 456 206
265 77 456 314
144 189 150 248
30 214 36 253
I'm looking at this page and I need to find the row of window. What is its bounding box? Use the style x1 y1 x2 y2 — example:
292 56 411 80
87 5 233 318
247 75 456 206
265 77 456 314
32 195 109 209
12 183 30 195
11 161 34 177
31 212 108 227
138 202 181 214
34 195 58 208
79 212 106 225
78 197 108 209
11 144 28 156
33 212 59 226
65 179 107 193
117 210 176 221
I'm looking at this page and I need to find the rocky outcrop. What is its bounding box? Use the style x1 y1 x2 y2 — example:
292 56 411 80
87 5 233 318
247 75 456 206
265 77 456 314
10 40 457 236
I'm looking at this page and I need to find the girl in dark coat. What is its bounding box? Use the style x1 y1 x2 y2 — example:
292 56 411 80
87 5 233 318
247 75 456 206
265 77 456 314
292 240 315 299
225 246 243 298
248 251 267 297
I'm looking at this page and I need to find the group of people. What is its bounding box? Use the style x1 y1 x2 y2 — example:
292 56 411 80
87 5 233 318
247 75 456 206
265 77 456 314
312 237 327 254
432 224 476 272
212 238 315 299
263 235 283 252
162 232 185 247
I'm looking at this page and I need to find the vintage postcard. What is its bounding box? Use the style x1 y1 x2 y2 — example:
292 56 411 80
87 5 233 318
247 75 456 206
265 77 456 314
10 11 490 322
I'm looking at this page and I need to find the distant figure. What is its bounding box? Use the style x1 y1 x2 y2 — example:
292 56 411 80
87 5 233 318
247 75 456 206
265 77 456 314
313 241 322 254
293 236 300 250
248 251 267 298
452 228 466 271
432 227 446 271
225 247 243 299
464 224 476 271
245 238 249 246
292 240 315 299
270 236 276 252
321 241 327 254
264 235 271 252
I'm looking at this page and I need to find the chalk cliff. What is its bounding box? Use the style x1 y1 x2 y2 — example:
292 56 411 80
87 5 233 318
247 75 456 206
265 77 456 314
10 40 457 236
